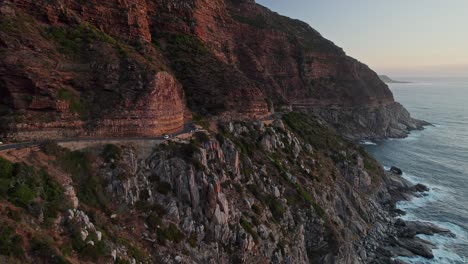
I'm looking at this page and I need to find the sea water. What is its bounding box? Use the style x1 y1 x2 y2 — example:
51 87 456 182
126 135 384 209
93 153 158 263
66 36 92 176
365 77 468 264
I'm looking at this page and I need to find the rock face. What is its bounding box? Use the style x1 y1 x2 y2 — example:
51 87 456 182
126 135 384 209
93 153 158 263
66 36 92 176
0 114 447 263
0 0 422 141
94 116 450 263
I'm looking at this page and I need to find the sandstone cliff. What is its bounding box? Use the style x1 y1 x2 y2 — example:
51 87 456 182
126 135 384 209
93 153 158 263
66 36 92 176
0 0 423 141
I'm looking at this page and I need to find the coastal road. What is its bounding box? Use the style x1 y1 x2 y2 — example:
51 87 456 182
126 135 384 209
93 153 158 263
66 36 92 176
0 122 196 152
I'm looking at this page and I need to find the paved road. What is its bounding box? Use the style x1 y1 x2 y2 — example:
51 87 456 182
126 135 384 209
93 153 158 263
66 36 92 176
0 122 195 152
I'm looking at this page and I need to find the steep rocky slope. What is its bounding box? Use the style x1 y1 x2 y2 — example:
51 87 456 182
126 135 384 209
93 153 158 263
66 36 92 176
0 115 445 263
0 0 423 141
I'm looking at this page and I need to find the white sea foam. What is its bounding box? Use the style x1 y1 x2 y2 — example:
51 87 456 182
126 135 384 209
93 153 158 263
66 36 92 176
400 252 466 264
359 140 377 145
394 172 467 263
398 227 467 264
397 213 467 264
396 172 449 216
402 132 423 141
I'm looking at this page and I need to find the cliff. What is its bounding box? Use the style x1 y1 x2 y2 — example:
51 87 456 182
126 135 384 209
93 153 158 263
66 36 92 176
0 115 444 263
0 0 423 141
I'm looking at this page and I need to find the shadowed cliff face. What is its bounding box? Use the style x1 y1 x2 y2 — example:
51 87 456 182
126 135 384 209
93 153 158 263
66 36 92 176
0 0 420 140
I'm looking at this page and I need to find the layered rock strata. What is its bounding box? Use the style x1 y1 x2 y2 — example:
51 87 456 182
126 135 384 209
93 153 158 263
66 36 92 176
1 0 422 141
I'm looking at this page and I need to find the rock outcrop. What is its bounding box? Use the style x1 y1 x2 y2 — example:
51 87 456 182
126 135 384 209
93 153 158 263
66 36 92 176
1 0 423 141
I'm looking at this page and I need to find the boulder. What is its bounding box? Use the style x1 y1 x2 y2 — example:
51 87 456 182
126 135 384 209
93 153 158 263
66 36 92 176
397 237 435 259
413 184 429 192
273 119 285 130
390 166 403 175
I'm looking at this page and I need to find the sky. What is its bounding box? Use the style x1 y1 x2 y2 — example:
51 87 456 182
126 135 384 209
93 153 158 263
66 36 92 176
256 0 468 77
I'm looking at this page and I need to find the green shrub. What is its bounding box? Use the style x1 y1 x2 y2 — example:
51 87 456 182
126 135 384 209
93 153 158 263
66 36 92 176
240 218 259 242
115 258 131 264
194 132 210 144
69 227 107 262
0 161 65 218
42 174 66 219
265 195 285 221
0 157 14 178
192 114 210 130
112 236 148 262
39 141 64 156
59 151 110 211
187 232 198 248
157 224 184 244
0 178 11 197
294 184 325 218
101 144 122 162
251 204 261 215
127 244 147 263
9 184 35 207
30 236 53 256
283 112 343 152
57 88 73 100
45 23 119 55
146 212 162 231
31 235 71 264
0 19 17 33
6 207 21 222
0 224 23 258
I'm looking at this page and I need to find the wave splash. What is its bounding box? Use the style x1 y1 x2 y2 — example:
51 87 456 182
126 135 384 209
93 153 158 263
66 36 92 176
394 171 466 264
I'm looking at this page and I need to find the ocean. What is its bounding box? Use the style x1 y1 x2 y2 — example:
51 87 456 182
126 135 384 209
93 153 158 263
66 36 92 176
365 77 468 264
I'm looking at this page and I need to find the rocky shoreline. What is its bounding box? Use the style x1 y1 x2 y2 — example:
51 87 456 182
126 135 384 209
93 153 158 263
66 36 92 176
371 166 454 263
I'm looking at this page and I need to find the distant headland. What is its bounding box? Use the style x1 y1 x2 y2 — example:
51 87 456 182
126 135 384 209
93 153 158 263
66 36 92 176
379 75 412 83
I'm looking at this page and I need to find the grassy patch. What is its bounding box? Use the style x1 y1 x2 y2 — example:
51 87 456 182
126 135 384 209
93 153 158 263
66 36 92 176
0 158 65 220
0 157 14 177
283 112 344 152
69 228 107 262
113 237 148 263
58 151 110 212
357 146 384 182
268 155 325 218
265 195 285 222
240 218 259 242
44 23 122 55
31 236 70 264
146 212 163 231
157 224 184 244
187 232 198 248
192 114 210 130
0 224 24 258
56 88 83 115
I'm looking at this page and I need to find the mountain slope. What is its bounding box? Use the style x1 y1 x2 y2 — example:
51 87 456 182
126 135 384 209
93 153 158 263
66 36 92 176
0 0 423 141
0 114 436 263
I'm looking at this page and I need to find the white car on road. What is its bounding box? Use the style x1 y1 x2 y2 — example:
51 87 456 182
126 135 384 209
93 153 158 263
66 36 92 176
163 135 169 139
